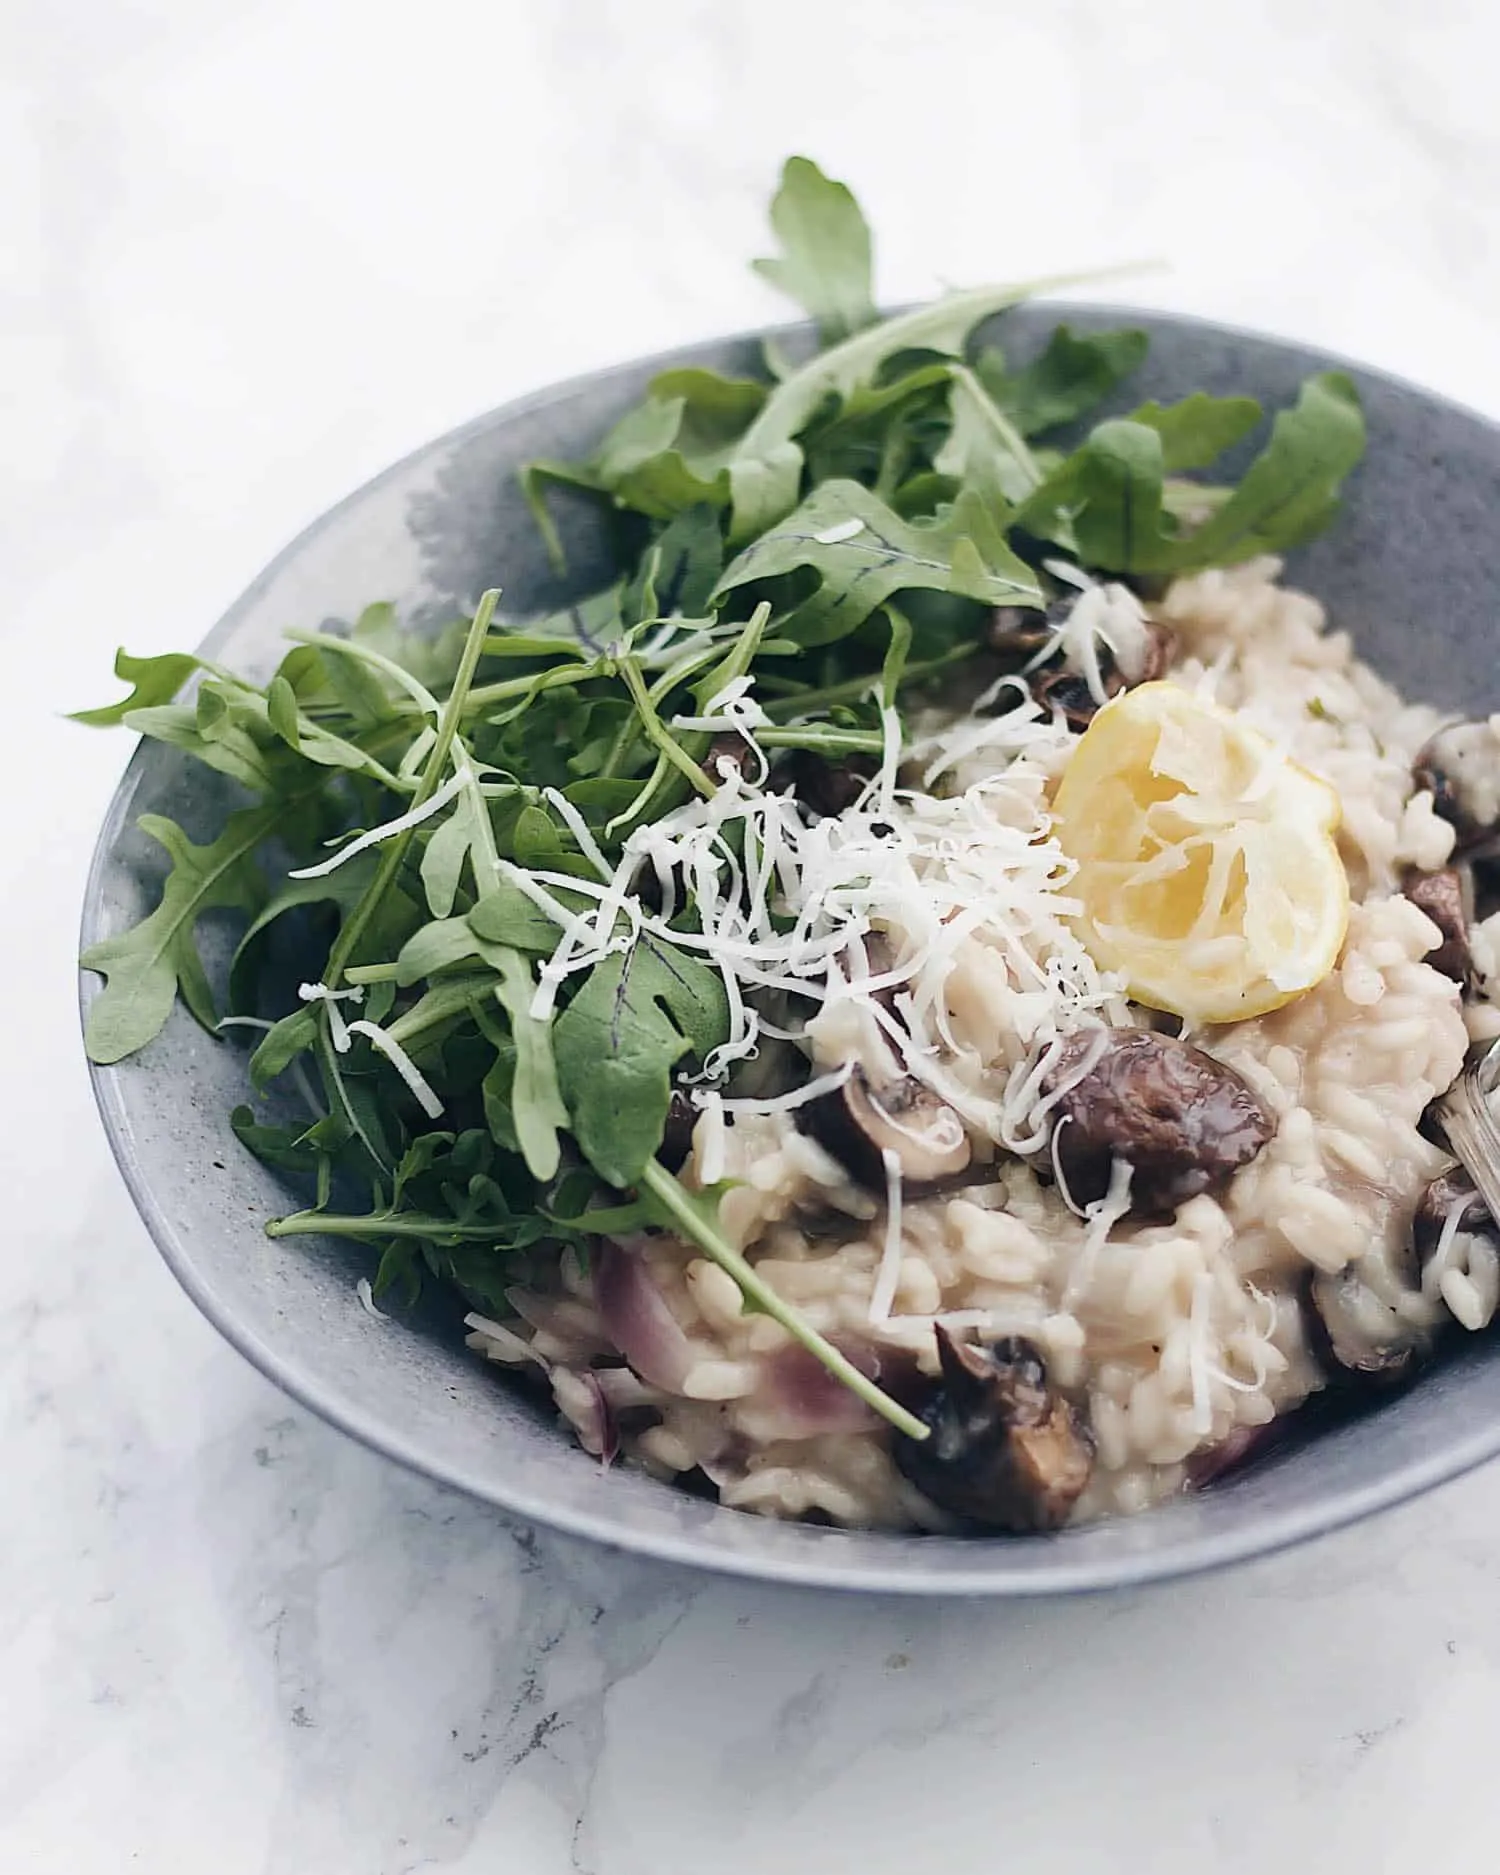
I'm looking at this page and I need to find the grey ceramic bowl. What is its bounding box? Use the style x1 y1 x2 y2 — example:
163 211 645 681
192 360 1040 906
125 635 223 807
81 305 1500 1594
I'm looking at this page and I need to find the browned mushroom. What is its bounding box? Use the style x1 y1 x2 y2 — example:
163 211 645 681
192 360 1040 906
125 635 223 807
657 1088 697 1173
987 604 1055 662
1302 1263 1423 1388
1414 721 1500 850
1043 1029 1274 1218
1413 1166 1494 1272
1403 866 1474 986
894 1329 1094 1531
991 604 1174 729
801 1066 971 1187
705 731 754 783
783 750 880 820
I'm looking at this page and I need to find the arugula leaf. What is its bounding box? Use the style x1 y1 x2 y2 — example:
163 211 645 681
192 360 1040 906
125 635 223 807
623 503 724 620
978 325 1148 436
1016 417 1172 570
72 648 201 726
589 369 766 521
492 584 625 662
228 855 376 1014
801 361 953 492
249 1007 319 1088
420 783 496 918
230 1106 326 1178
350 600 467 699
469 878 582 953
1016 374 1366 574
395 916 489 984
1126 391 1261 471
83 807 277 1063
727 272 1110 544
491 948 567 1180
1167 371 1365 566
518 459 605 575
265 674 404 784
648 368 767 452
752 155 877 343
715 477 1042 646
552 936 730 1186
124 698 279 795
934 364 1043 504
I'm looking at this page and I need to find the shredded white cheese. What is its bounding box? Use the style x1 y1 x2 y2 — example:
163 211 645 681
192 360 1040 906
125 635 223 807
813 517 866 545
706 1059 854 1116
289 767 470 878
297 981 365 1052
345 1019 445 1118
868 1147 905 1325
1187 1269 1215 1435
1062 1158 1134 1309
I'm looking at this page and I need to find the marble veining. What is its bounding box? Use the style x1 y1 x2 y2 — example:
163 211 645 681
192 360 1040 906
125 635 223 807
10 0 1500 1867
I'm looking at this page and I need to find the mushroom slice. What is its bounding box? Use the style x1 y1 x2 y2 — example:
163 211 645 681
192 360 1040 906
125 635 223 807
802 1067 971 1187
1403 866 1474 986
1303 1263 1423 1388
800 1066 971 1188
993 597 1176 730
1413 1167 1490 1263
1044 1029 1274 1219
783 750 879 821
895 1329 1094 1532
1414 720 1500 849
987 604 1055 663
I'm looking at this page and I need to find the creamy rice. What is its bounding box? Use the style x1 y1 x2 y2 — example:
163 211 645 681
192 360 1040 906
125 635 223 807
469 560 1486 1531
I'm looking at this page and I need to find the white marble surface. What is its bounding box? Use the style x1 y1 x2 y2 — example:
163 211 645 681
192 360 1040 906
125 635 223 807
10 1 1500 1867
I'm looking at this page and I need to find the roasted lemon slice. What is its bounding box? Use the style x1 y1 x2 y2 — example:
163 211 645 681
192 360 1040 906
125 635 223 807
1051 682 1349 1025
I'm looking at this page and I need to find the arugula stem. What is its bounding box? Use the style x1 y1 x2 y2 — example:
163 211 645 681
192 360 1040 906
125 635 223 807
947 362 1044 493
756 726 886 755
442 659 601 720
315 1027 391 1174
267 1210 503 1243
385 975 499 1050
728 266 1152 544
324 590 500 989
616 657 716 799
344 962 402 985
638 1160 929 1442
759 645 977 717
286 630 443 720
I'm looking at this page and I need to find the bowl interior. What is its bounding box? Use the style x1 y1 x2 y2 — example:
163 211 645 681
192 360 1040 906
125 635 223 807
81 305 1500 1593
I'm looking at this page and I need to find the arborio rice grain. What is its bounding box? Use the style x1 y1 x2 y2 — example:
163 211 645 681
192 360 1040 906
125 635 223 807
469 560 1488 1531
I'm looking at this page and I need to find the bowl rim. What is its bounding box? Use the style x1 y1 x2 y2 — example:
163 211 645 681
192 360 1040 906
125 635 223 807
79 301 1500 1594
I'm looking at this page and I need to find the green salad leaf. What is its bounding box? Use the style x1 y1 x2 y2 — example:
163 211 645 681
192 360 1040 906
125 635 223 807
977 324 1149 436
715 477 1042 646
752 154 878 343
71 648 201 727
83 806 278 1063
553 936 730 1187
1017 370 1365 574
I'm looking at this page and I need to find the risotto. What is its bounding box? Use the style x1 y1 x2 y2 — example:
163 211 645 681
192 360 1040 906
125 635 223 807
80 156 1500 1540
468 559 1499 1532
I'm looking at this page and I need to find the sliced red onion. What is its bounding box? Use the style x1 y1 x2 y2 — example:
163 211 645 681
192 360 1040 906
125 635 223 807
748 1342 882 1438
593 1366 661 1411
1185 1421 1275 1489
550 1366 619 1466
593 1239 697 1391
581 1369 619 1468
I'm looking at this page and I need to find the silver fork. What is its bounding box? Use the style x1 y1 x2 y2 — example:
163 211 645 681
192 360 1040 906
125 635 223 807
1432 1038 1500 1218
